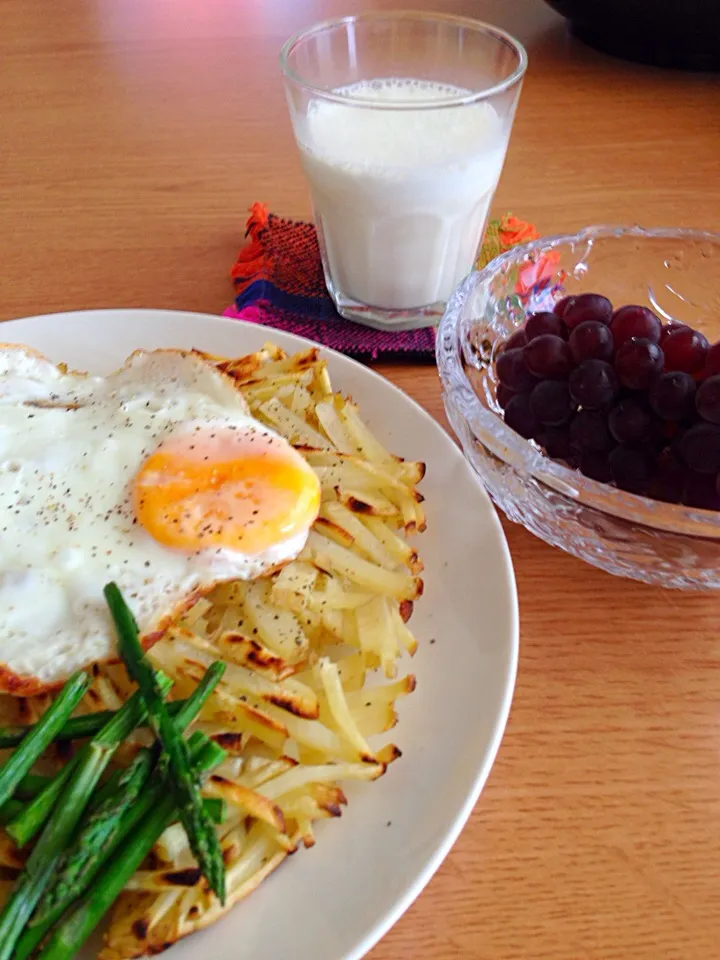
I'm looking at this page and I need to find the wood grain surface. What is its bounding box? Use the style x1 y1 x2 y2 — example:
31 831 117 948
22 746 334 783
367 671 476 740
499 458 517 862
2 1 720 957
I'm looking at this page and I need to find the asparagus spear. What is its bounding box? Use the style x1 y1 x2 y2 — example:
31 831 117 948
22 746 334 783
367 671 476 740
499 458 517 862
0 676 174 960
0 774 53 825
104 582 226 904
13 730 225 960
7 756 78 846
14 731 223 960
0 698 192 750
86 662 222 815
0 672 89 808
0 797 24 825
26 661 225 940
7 673 173 847
0 773 52 826
35 738 226 960
17 792 225 960
14 773 53 800
203 796 227 824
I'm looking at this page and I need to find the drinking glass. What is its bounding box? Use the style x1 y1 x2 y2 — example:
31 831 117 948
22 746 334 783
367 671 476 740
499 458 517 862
280 12 527 331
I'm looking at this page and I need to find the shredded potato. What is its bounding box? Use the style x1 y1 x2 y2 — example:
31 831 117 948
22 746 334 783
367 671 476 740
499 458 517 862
0 344 424 958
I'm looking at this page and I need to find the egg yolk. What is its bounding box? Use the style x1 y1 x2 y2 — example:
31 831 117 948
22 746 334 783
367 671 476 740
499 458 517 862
133 425 320 555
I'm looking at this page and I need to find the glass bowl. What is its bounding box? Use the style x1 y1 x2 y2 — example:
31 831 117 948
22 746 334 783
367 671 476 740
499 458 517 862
437 225 720 589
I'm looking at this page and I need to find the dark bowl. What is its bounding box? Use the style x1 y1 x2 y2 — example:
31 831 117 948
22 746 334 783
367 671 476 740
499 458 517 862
544 0 720 70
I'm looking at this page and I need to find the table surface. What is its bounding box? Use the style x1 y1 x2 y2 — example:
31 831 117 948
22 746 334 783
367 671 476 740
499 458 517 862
2 1 720 957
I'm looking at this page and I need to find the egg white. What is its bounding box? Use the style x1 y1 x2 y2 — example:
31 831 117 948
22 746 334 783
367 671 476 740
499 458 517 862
0 347 313 692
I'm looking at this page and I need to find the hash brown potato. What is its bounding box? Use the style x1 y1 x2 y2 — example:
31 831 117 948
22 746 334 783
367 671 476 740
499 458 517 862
0 343 425 957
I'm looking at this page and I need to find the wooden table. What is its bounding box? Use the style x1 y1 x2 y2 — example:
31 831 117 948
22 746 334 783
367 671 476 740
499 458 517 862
2 1 720 957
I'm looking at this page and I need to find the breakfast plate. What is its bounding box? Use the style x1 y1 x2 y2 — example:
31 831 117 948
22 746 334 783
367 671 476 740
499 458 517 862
1 308 518 960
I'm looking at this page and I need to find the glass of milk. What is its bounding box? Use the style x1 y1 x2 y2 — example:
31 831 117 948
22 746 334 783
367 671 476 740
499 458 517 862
280 12 527 331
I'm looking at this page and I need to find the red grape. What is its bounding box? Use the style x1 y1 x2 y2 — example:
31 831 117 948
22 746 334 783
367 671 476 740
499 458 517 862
649 371 696 420
530 380 575 426
496 348 537 392
609 445 654 494
702 341 720 378
496 383 517 410
660 321 689 346
569 410 613 453
503 393 540 439
670 426 688 463
538 425 573 460
504 328 528 352
608 397 655 444
568 360 618 409
679 423 720 473
523 335 574 379
553 296 574 319
495 291 720 512
695 375 720 424
562 293 613 330
662 327 708 374
525 311 564 341
610 305 662 347
579 451 614 483
615 338 664 390
647 455 685 504
569 321 614 363
686 472 720 510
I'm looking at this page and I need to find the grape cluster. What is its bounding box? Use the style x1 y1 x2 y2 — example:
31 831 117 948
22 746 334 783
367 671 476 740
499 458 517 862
495 293 720 508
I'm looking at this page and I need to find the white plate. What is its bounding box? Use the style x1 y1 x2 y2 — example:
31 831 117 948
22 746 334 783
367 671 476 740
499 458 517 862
3 309 518 960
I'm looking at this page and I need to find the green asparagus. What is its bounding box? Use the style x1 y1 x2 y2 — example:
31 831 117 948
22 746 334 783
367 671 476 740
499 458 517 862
86 660 223 815
203 796 227 825
0 677 176 960
0 698 193 750
33 739 227 960
104 581 226 904
27 662 225 939
7 673 173 847
0 672 89 808
0 774 52 825
0 797 23 825
14 773 53 800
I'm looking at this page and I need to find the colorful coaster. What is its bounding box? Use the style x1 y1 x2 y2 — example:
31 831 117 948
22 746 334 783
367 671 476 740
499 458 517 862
225 203 539 362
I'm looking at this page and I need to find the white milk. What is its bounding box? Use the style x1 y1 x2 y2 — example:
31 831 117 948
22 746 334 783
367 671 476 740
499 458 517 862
297 78 509 311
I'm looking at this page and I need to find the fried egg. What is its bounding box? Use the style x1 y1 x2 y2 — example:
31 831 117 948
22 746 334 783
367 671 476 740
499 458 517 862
0 346 321 693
